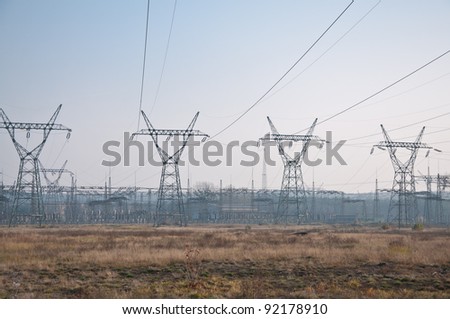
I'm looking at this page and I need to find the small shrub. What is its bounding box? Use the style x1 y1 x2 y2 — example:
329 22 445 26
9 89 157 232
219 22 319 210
388 237 405 248
239 277 265 298
388 237 411 255
412 223 424 231
325 233 359 249
184 245 201 287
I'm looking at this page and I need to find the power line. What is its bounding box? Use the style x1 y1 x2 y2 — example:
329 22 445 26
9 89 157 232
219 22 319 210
356 100 450 123
137 0 152 132
264 0 381 103
356 71 450 112
392 128 450 145
346 110 450 144
293 50 450 134
210 0 355 139
150 0 178 115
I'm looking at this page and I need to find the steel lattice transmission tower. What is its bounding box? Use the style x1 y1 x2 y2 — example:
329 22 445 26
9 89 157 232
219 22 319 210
133 111 208 226
0 105 71 226
261 117 323 224
372 125 439 228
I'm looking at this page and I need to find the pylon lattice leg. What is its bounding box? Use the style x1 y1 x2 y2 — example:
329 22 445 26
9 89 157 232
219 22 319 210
386 165 419 227
277 161 308 224
155 161 186 226
10 157 44 226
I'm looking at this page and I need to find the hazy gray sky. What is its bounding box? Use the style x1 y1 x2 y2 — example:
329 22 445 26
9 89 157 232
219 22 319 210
1 0 449 193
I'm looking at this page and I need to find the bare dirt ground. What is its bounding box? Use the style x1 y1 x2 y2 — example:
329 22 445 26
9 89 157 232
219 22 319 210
0 224 449 298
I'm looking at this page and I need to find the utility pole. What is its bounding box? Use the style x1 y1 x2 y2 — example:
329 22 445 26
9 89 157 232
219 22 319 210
0 105 71 226
312 180 316 221
133 111 208 226
373 178 379 222
261 133 269 190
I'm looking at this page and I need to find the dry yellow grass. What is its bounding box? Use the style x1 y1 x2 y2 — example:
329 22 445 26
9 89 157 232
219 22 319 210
0 224 449 298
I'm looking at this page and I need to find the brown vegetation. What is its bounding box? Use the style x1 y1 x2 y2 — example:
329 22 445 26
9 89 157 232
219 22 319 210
0 224 449 298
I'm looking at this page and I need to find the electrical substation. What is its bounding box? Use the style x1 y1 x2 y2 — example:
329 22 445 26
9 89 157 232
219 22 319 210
1 107 449 227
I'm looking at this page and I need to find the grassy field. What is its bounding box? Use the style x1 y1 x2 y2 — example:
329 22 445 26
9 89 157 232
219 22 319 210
0 224 449 298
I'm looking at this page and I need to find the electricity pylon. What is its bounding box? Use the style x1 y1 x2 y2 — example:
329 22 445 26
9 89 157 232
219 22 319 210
261 117 323 224
133 111 208 226
0 105 71 226
372 125 439 228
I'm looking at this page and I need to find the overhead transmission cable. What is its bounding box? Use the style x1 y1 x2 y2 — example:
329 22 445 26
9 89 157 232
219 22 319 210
396 127 450 142
264 0 381 103
150 0 178 115
210 0 355 139
345 110 450 144
137 0 152 132
293 49 450 134
356 71 450 111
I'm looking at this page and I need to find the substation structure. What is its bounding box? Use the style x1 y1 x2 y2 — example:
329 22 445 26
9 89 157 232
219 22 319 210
418 173 450 225
2 180 448 226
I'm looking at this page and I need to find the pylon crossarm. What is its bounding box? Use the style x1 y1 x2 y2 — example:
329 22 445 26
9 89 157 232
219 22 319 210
0 122 71 131
138 111 205 138
375 141 432 149
1 106 71 159
0 105 70 133
133 128 206 136
262 133 322 142
136 111 208 163
265 117 322 164
133 129 208 163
